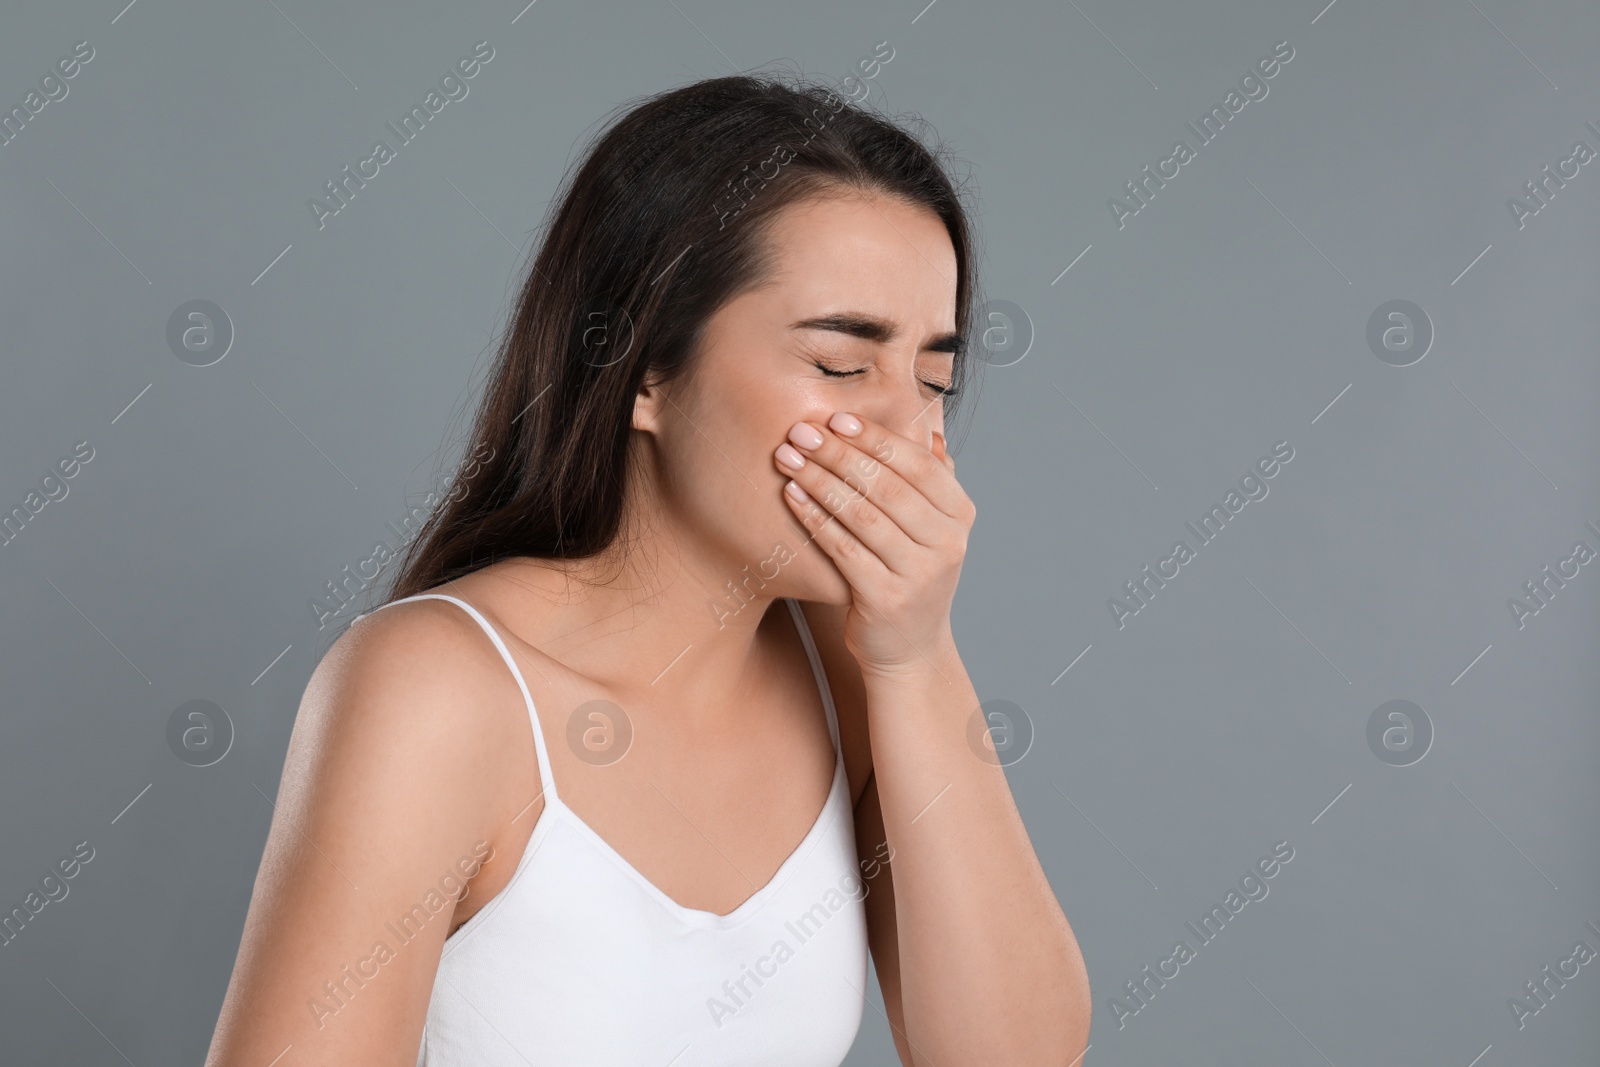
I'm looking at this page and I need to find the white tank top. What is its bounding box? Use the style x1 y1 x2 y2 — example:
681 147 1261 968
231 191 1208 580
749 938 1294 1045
353 593 869 1066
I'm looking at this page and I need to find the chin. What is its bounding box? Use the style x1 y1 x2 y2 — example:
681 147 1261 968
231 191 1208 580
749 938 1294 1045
777 536 853 605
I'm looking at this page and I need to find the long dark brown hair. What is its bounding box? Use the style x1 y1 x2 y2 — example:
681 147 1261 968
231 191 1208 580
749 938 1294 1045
385 71 981 602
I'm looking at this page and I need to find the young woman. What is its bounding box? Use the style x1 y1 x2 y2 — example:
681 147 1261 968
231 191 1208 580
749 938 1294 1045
206 74 1090 1066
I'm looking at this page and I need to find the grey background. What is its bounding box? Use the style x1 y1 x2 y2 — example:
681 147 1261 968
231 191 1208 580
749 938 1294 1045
2 0 1596 1063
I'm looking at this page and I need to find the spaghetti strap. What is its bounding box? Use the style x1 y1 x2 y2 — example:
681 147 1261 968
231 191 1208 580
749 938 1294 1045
785 598 842 760
355 593 560 806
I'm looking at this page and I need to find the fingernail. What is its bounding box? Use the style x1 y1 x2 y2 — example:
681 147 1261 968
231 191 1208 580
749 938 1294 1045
829 411 863 437
775 443 806 470
788 422 825 450
785 479 810 502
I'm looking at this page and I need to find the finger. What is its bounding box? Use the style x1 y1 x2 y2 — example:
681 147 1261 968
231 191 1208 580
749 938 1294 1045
775 440 916 571
781 477 892 588
779 422 946 560
834 413 969 521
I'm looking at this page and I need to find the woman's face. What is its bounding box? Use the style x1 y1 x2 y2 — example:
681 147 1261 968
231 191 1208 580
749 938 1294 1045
633 189 960 608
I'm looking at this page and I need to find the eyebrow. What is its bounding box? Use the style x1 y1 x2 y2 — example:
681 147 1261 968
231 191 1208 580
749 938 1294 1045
790 311 965 355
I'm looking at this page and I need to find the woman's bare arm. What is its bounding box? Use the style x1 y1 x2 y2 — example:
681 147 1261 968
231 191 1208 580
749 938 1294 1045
860 647 1091 1065
205 601 527 1067
805 598 1083 1067
800 599 917 1066
781 416 1092 1065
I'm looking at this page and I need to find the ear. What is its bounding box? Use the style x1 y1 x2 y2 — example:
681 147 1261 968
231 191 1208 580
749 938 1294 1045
632 371 667 435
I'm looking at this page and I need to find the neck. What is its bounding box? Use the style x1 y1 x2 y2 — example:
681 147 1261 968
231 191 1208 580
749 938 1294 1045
484 502 789 724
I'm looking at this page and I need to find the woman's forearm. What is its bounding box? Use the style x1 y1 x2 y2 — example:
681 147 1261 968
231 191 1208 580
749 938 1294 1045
864 637 1091 1065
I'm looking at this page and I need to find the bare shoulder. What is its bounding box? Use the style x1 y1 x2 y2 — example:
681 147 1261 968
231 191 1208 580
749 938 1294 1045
796 600 875 810
303 597 530 795
298 594 541 867
205 597 531 1065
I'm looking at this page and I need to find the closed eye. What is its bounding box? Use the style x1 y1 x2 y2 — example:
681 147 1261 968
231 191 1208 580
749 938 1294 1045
812 360 959 398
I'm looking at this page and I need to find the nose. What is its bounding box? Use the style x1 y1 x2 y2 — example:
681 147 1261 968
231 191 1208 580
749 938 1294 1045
855 372 944 458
